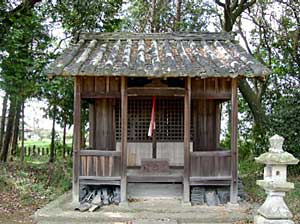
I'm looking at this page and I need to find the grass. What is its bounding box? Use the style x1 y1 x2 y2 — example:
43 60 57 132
17 139 73 164
0 158 72 207
0 157 72 223
23 139 73 148
23 139 52 147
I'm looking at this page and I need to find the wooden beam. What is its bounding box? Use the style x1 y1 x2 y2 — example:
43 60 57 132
230 78 238 204
190 180 231 186
189 176 232 181
127 87 185 97
79 176 121 181
127 175 183 183
81 92 120 99
120 77 128 203
183 77 191 202
191 92 231 100
80 180 120 186
72 76 81 202
79 177 121 186
79 150 121 157
191 150 231 157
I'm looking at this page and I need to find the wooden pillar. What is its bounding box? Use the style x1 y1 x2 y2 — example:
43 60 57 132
183 77 191 202
152 130 157 159
73 76 81 202
120 77 128 202
230 78 238 203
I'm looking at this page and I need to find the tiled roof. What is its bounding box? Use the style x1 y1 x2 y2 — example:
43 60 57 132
47 32 270 78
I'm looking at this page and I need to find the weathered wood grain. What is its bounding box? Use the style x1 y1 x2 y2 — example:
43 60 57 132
230 78 238 204
183 77 191 202
72 77 81 202
120 77 128 202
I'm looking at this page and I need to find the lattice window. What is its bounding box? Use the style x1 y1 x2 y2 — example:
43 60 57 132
116 98 192 142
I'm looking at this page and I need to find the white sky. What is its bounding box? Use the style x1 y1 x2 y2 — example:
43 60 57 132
0 92 65 133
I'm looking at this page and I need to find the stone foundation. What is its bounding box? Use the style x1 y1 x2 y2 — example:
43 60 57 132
191 179 246 205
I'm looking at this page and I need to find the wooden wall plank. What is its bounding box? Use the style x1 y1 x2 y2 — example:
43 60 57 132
82 76 95 94
110 77 120 92
95 77 106 93
95 99 115 150
190 154 231 177
81 77 121 99
193 99 218 151
191 78 231 99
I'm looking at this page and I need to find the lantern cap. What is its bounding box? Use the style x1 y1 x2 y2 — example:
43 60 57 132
255 135 299 165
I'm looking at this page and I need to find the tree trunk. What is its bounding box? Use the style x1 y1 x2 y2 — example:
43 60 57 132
0 93 8 153
150 0 157 32
21 102 25 162
175 0 182 31
239 79 269 155
216 0 268 136
223 0 233 32
10 101 21 159
62 119 66 159
71 136 74 157
0 97 16 162
49 107 56 163
238 79 268 128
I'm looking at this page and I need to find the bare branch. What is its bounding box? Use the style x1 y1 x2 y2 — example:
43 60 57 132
230 0 239 12
232 0 256 23
215 0 225 8
236 17 253 55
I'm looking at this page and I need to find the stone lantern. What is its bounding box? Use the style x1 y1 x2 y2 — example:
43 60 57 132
254 134 299 224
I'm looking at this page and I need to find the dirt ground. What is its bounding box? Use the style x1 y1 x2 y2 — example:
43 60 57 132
0 191 41 224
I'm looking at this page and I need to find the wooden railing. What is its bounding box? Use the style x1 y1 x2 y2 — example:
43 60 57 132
190 150 231 185
79 150 121 177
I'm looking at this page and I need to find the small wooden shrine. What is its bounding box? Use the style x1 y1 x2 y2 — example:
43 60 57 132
47 32 270 204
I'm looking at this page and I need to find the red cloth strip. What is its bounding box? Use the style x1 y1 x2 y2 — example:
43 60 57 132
148 96 156 137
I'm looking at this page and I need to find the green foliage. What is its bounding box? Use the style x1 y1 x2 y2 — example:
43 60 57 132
236 0 300 156
42 77 74 128
122 0 218 32
49 0 123 34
